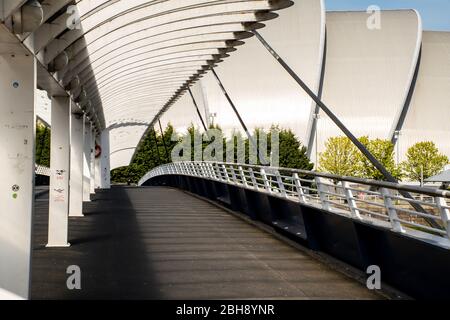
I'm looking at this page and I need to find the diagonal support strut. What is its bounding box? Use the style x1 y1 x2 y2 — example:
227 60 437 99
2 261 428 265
253 30 440 229
210 68 269 166
158 119 170 161
188 87 208 132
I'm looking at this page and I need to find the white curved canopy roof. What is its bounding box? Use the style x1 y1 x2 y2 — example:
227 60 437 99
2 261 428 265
400 31 450 160
160 7 450 165
318 10 422 156
3 0 292 169
190 0 325 142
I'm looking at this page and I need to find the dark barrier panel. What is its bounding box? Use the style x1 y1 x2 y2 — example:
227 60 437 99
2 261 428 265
142 175 450 299
35 174 50 186
268 196 307 241
301 208 365 269
191 177 205 197
228 185 250 215
243 190 272 224
202 179 218 201
213 181 231 206
354 222 450 299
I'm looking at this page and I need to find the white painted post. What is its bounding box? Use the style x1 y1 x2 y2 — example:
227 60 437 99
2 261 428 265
342 181 362 220
260 168 271 193
47 96 71 248
315 177 331 211
69 113 84 217
83 121 91 202
293 173 307 203
381 188 404 233
238 166 248 187
213 163 221 180
230 166 238 184
100 130 111 189
275 171 287 198
221 164 230 182
199 163 205 177
435 197 450 239
90 127 96 194
180 163 185 175
192 162 198 176
249 168 258 190
207 163 215 179
94 156 101 189
0 53 36 299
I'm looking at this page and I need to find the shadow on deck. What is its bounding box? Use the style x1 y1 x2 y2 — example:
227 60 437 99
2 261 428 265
31 186 380 300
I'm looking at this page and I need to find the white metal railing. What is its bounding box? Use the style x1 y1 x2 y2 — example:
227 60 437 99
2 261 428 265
139 162 450 247
35 165 51 176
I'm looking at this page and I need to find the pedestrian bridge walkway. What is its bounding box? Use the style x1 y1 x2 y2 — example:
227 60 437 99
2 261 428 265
31 186 379 300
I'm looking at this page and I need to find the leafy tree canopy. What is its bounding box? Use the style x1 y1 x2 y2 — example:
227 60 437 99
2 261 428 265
111 124 314 184
401 141 449 182
36 123 51 167
318 136 359 176
357 136 401 181
319 136 401 180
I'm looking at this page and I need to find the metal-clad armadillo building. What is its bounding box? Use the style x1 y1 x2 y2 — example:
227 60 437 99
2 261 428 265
162 2 449 165
400 31 450 159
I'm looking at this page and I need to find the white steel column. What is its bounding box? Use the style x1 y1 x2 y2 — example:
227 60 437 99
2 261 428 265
83 121 92 202
69 113 84 217
0 54 36 299
47 96 71 247
94 156 101 189
100 130 111 189
90 127 96 194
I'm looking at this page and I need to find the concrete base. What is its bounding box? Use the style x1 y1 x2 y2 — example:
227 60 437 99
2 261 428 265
46 243 71 248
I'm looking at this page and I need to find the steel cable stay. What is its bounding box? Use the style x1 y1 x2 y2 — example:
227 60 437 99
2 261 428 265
251 30 441 229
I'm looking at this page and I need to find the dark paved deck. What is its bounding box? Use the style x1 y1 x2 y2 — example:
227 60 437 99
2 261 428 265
31 186 380 300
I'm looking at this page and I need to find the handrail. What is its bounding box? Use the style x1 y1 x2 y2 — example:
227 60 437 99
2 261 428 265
35 165 51 177
139 162 450 244
209 161 450 198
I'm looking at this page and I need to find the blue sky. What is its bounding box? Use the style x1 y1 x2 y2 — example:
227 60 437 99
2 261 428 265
325 0 450 31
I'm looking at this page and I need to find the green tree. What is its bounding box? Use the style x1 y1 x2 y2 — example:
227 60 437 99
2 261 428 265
110 166 129 184
182 124 205 161
356 137 401 180
111 124 177 184
36 123 51 167
228 126 313 170
111 124 312 184
160 123 177 163
274 127 314 170
225 130 247 164
401 141 449 182
319 136 402 180
318 136 359 176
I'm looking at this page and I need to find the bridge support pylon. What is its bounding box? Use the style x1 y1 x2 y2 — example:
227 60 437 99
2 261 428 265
47 97 71 248
90 127 96 195
69 112 85 217
100 130 111 189
0 53 36 299
83 121 92 202
94 153 101 189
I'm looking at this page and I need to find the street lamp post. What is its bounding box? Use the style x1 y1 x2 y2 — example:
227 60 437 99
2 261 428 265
394 130 401 165
313 113 320 168
209 112 217 127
